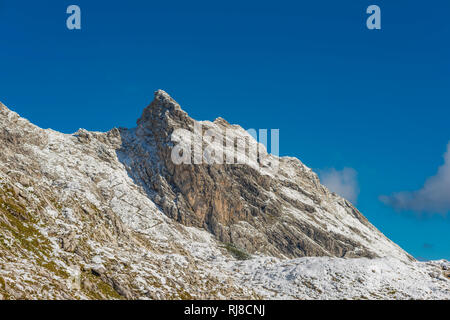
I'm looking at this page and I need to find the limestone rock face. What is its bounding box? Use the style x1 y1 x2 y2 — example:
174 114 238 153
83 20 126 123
0 95 448 300
118 90 412 260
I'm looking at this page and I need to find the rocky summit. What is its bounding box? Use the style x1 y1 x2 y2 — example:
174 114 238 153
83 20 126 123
0 90 448 300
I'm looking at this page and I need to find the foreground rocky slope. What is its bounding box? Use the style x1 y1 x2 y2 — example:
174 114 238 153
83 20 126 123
0 92 448 299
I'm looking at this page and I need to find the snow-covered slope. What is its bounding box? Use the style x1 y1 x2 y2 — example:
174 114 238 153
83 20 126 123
117 90 413 261
0 93 448 300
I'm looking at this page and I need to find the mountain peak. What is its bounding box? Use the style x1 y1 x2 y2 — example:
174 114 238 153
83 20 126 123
154 89 174 101
152 89 181 112
136 90 186 129
117 90 415 263
0 92 448 300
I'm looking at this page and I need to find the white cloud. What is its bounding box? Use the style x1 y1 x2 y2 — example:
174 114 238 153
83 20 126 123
380 142 450 215
319 167 360 204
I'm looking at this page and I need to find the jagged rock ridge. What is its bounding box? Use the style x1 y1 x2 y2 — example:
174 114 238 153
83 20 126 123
118 90 411 260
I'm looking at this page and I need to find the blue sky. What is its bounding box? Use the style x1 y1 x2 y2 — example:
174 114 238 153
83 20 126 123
1 0 449 260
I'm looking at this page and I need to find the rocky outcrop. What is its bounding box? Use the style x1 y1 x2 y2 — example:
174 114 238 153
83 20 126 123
117 90 413 260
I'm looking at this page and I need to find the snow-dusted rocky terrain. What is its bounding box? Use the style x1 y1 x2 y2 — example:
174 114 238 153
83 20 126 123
0 91 448 300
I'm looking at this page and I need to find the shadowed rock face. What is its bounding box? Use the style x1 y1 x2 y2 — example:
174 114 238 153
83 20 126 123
117 90 413 260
